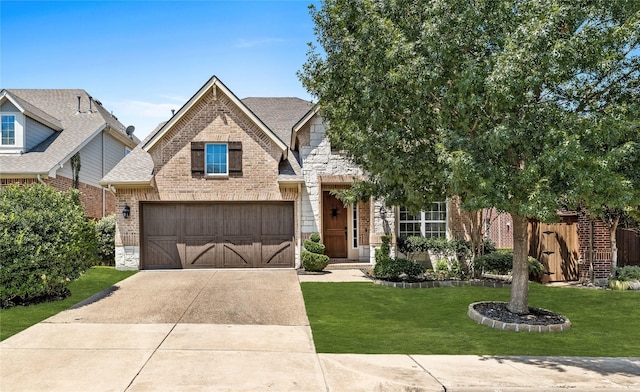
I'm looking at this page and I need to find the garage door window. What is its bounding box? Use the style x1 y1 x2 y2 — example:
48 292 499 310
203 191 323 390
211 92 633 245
206 143 228 175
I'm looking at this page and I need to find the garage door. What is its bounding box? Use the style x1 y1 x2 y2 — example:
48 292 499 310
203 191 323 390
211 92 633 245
141 202 294 269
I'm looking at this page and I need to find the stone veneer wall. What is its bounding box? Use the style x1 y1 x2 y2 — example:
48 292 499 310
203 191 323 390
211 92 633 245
298 115 392 262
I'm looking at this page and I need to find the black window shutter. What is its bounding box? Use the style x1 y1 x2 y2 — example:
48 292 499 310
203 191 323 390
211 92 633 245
191 142 205 177
228 141 242 177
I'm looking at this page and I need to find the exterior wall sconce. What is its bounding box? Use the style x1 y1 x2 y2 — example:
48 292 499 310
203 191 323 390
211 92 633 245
122 205 131 219
379 205 386 218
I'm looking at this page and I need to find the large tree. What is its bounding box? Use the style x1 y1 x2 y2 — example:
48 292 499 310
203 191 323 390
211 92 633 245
300 0 640 313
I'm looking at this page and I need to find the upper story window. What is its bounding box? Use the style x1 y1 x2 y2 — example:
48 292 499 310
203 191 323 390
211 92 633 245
398 202 447 239
1 115 15 145
205 143 228 176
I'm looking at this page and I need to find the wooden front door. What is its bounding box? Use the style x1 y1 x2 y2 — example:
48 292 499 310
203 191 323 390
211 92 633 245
322 191 347 258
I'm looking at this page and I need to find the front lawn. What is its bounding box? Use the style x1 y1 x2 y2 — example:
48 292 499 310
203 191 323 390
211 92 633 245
301 282 639 356
0 266 136 341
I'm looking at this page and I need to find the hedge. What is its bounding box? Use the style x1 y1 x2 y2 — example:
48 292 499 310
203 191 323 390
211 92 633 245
0 184 97 308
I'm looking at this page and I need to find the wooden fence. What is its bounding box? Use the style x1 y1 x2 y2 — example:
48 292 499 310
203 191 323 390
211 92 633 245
529 219 579 282
617 228 640 266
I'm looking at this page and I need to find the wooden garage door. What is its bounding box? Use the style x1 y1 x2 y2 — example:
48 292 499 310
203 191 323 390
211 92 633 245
141 202 294 269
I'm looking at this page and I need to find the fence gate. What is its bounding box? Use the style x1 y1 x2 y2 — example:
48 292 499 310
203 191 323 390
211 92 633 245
529 220 580 282
617 228 640 266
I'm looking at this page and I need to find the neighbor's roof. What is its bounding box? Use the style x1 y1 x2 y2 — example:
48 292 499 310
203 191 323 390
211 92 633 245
0 89 139 176
99 130 157 187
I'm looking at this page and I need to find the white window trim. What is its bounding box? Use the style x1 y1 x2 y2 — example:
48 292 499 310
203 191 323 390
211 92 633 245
205 143 229 176
0 112 25 154
398 202 448 239
352 203 358 249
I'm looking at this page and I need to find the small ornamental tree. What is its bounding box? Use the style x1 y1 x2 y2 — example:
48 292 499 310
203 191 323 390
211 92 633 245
302 233 330 271
0 184 97 307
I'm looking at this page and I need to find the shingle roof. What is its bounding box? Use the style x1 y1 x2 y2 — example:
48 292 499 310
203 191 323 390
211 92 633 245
242 97 314 149
102 97 314 186
99 129 157 186
0 89 139 176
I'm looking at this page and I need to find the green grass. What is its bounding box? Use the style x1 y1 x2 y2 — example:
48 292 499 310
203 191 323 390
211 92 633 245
0 266 136 341
301 282 640 356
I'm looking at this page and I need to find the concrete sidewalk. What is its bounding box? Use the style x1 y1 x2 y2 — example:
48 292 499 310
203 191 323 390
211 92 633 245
1 269 639 391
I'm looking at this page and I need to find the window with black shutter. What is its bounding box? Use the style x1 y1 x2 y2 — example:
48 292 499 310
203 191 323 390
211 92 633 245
191 142 205 177
228 141 242 177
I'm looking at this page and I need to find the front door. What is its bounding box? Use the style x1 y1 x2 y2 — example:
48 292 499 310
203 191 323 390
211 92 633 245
322 191 348 258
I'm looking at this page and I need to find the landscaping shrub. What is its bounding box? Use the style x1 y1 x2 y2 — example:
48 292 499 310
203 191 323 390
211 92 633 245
0 184 97 308
302 232 329 272
95 214 116 265
397 236 496 261
474 251 544 281
614 265 640 282
303 239 325 255
373 257 425 280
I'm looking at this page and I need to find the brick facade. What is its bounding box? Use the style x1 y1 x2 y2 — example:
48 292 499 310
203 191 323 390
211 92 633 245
113 88 296 269
577 212 612 285
484 208 514 249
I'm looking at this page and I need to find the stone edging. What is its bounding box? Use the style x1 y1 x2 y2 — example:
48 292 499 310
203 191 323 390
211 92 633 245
373 279 511 289
467 302 572 333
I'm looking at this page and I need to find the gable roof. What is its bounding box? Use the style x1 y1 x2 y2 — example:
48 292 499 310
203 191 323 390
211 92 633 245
0 89 139 177
290 104 321 149
242 97 314 150
143 76 289 159
99 130 156 188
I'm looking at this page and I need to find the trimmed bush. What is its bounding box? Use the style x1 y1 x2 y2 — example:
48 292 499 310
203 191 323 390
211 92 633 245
614 265 640 282
301 250 330 272
373 257 425 280
303 239 325 255
96 214 116 265
474 251 544 281
302 232 329 272
0 184 97 308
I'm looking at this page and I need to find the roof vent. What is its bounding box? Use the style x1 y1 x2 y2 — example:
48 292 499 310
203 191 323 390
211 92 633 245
88 96 93 113
171 109 175 116
76 95 82 114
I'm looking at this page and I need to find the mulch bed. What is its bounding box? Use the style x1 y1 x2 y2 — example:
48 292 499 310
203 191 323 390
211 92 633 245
473 301 568 326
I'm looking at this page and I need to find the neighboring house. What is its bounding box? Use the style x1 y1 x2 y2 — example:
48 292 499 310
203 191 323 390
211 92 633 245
101 76 469 270
0 89 139 218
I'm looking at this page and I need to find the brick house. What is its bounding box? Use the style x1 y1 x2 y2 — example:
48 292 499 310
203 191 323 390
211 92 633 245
0 89 139 218
101 76 469 270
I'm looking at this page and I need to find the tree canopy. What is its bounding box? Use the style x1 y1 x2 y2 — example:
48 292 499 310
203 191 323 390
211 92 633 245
300 0 640 313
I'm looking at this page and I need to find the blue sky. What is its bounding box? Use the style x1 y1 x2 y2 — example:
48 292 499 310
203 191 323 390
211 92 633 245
1 1 320 139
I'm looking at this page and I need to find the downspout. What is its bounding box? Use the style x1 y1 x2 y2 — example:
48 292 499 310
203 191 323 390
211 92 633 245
36 174 46 185
589 220 594 283
297 182 302 269
102 131 106 217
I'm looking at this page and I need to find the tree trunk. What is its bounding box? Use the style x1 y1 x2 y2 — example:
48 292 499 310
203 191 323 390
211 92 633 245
508 214 530 315
609 216 620 277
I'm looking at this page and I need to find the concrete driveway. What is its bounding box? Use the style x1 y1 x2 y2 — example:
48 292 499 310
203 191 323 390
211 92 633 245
1 269 639 391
